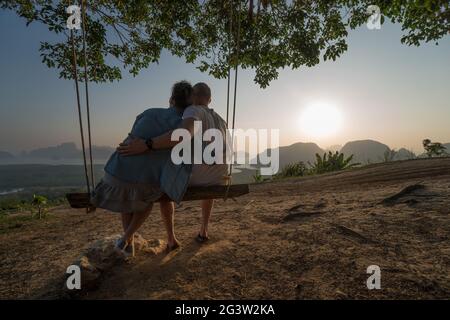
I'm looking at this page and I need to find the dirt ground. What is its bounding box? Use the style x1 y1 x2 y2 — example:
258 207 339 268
1 158 450 299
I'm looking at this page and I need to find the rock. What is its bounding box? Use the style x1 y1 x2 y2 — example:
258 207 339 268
144 238 167 255
65 234 166 295
77 255 102 291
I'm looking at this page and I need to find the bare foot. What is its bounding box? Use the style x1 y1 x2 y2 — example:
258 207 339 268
166 239 181 253
195 233 209 243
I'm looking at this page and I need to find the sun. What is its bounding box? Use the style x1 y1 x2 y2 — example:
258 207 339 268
299 102 343 138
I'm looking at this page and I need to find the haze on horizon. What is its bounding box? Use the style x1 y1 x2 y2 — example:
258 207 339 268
0 10 449 155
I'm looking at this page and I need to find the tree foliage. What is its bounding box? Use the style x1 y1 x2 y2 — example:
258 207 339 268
423 139 447 158
1 0 449 87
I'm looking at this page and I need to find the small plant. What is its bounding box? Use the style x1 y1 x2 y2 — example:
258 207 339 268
277 162 309 178
423 139 447 158
253 169 264 183
310 151 359 174
31 194 48 219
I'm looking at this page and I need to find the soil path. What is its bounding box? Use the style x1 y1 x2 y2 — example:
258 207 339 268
1 158 449 299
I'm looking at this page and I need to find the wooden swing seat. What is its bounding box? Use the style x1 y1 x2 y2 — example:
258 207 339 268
66 184 249 209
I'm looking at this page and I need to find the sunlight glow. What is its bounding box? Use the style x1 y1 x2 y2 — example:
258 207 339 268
299 102 343 138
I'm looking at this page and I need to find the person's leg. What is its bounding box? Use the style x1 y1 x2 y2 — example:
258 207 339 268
160 200 180 249
115 212 136 257
122 204 153 244
121 212 133 232
199 199 214 238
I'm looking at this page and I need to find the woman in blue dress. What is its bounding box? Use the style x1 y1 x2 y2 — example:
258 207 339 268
91 81 193 258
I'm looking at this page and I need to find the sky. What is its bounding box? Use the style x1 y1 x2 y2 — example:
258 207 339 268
0 9 449 155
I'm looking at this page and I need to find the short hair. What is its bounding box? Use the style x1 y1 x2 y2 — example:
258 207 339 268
171 81 193 109
193 82 211 99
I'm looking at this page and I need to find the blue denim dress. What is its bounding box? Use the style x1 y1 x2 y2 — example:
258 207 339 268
92 107 192 213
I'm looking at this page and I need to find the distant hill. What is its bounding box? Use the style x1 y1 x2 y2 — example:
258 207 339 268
257 142 325 169
341 140 390 164
0 151 14 160
395 148 416 160
25 142 80 160
444 143 450 153
3 139 448 166
279 142 325 168
21 142 114 162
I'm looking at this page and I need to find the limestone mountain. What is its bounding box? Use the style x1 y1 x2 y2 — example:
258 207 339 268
0 151 14 160
22 142 115 161
257 142 325 170
395 148 416 160
340 139 390 164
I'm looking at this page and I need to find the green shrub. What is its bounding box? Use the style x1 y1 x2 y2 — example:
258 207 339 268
0 198 30 214
277 162 309 178
253 169 264 183
31 194 48 219
310 151 359 174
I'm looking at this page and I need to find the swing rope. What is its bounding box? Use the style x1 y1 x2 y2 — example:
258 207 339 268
80 0 95 191
68 0 95 205
225 0 233 125
224 0 241 201
69 27 91 196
